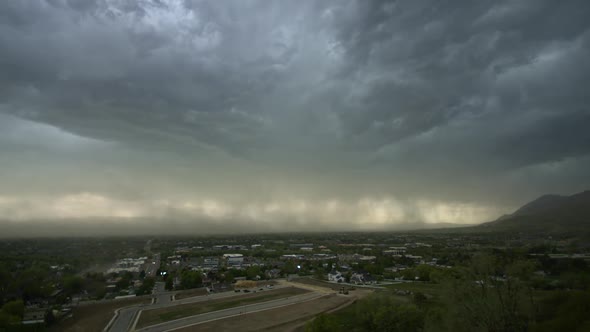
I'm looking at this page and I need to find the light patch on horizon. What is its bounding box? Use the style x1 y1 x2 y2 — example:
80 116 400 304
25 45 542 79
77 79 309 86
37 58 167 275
53 193 142 219
0 193 502 226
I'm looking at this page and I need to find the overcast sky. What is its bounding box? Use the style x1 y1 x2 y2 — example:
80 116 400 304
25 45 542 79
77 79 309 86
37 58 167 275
1 0 589 233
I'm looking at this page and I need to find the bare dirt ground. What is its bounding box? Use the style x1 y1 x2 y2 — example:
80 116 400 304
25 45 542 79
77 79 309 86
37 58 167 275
287 278 356 293
174 280 277 300
172 294 351 332
171 284 373 332
48 297 151 332
258 280 278 286
173 288 208 300
288 289 373 332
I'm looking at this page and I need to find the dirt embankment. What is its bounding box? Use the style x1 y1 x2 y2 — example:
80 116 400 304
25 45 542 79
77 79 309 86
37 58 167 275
172 294 351 332
49 297 150 332
137 287 308 329
172 281 372 332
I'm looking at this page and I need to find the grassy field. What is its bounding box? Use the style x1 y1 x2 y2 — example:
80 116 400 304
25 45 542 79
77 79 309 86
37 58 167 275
172 294 351 332
290 278 356 292
173 288 208 300
175 281 279 300
386 281 562 303
49 297 151 332
136 287 309 329
385 282 445 298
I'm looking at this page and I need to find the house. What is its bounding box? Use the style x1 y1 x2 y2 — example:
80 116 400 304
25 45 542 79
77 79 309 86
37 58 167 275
350 273 364 284
339 264 351 271
222 254 243 267
363 273 375 284
203 257 219 269
290 243 313 248
266 268 281 279
22 308 46 325
328 270 344 283
383 247 407 255
350 272 376 285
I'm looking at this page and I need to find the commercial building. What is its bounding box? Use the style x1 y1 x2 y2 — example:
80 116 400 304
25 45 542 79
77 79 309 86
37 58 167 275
222 253 244 267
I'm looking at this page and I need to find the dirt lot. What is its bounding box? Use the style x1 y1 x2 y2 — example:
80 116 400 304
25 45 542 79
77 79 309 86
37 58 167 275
136 287 308 329
173 288 208 300
258 280 278 286
49 297 151 332
174 281 278 300
172 294 352 332
290 278 357 292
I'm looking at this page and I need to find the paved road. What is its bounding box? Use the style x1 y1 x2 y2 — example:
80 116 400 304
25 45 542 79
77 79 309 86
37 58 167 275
107 285 289 331
136 292 324 332
145 253 160 278
154 282 171 304
109 305 146 332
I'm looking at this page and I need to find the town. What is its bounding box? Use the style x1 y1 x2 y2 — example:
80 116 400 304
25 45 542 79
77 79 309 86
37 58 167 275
1 230 589 331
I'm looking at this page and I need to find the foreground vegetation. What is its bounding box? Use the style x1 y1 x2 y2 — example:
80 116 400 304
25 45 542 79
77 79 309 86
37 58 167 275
1 230 588 331
306 253 590 332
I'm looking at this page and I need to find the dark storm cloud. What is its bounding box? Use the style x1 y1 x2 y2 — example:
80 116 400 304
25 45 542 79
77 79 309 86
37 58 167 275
0 0 589 228
329 1 590 160
0 0 291 155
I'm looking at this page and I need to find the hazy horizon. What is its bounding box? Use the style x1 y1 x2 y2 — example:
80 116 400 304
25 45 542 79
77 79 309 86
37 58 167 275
1 1 589 236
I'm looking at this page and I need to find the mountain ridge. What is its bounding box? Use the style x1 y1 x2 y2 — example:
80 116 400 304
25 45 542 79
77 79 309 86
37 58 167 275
479 190 590 233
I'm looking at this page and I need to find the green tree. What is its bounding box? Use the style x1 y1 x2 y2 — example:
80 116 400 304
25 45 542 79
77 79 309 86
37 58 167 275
246 266 261 280
314 267 327 280
63 275 84 294
0 263 10 302
374 304 424 332
283 261 297 275
180 271 202 289
533 290 590 332
305 313 339 332
0 311 20 328
413 292 428 307
415 265 434 281
136 277 155 296
165 277 174 291
1 300 24 318
45 309 56 326
116 278 130 290
441 255 535 332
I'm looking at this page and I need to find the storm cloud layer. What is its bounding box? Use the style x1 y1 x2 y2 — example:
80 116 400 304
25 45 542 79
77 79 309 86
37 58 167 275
1 0 589 233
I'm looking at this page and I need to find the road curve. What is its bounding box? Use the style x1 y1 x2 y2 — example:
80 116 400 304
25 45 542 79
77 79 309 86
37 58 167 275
136 292 323 332
107 285 290 331
108 306 142 332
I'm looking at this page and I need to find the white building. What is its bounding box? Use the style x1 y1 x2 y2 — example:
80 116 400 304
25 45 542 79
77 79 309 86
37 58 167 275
223 254 244 267
203 257 219 269
388 247 407 255
328 270 344 283
107 257 147 274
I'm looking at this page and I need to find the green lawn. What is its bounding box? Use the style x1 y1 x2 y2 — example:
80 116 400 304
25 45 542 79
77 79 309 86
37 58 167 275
385 282 445 298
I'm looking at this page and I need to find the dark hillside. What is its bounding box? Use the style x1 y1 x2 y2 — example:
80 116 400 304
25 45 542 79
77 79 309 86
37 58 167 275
478 190 590 234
